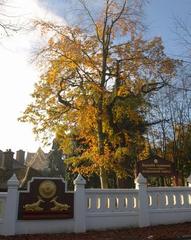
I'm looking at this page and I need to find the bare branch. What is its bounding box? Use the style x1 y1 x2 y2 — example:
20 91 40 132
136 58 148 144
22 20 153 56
79 0 102 43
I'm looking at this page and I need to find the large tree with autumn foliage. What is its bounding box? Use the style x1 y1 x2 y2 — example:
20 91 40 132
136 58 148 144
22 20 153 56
20 0 178 188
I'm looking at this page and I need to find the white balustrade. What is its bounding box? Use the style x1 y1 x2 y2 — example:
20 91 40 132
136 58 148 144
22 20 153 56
0 173 190 235
85 189 138 213
0 193 7 220
147 187 191 209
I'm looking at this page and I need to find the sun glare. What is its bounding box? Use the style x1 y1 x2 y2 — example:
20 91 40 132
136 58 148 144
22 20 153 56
0 0 63 153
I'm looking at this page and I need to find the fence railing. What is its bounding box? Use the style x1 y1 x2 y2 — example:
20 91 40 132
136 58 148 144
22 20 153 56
86 189 139 213
0 173 191 236
147 187 191 209
0 193 7 221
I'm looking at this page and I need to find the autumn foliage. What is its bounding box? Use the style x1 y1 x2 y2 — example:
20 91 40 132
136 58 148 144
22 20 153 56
20 0 178 188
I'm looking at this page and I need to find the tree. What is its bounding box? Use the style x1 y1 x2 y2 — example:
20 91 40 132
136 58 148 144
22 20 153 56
48 139 65 177
174 16 191 60
0 0 21 36
145 63 191 186
20 0 178 188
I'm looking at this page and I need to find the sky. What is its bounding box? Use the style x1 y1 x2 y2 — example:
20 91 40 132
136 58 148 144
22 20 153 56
144 0 191 58
0 0 190 154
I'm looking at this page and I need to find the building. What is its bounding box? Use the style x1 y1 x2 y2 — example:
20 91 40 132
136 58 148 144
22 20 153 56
0 148 48 189
0 147 65 189
25 148 50 171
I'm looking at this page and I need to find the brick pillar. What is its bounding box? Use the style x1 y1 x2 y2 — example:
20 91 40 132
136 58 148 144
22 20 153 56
16 150 25 165
3 150 14 171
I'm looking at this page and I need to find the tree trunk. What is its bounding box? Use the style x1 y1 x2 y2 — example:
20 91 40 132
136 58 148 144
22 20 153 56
100 167 108 189
97 96 108 189
97 31 110 188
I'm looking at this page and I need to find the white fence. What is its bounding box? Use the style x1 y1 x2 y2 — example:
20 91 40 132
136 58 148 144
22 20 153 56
0 173 191 236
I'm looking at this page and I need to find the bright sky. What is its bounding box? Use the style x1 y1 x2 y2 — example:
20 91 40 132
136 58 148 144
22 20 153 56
0 0 63 153
0 0 190 153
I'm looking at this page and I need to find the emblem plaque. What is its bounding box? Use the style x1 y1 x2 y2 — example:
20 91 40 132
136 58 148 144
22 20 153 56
18 178 74 220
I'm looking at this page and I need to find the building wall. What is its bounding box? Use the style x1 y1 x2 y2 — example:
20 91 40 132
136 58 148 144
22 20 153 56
16 150 25 165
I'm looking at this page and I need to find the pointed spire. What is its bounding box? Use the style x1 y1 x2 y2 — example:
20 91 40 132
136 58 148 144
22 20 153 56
8 174 19 187
135 173 147 184
187 174 191 185
74 174 86 185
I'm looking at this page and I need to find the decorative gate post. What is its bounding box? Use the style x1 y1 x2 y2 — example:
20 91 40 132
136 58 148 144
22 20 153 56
4 174 19 235
135 173 150 227
73 174 86 233
187 174 191 187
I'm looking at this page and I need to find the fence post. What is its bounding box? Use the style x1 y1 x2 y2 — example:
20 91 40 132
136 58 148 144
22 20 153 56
135 173 150 227
73 174 86 233
187 174 191 187
3 174 19 236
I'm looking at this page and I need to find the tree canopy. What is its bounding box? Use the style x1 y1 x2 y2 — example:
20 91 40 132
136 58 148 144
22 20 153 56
20 0 179 188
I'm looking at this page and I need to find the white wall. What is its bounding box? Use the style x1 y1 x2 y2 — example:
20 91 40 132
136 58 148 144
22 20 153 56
16 219 74 234
0 173 191 236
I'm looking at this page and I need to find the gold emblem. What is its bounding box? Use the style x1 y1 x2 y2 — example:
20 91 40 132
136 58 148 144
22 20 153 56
39 180 57 199
23 196 44 212
50 196 70 212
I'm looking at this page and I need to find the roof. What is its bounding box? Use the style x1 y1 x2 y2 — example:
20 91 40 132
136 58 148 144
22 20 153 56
26 148 50 171
13 160 26 170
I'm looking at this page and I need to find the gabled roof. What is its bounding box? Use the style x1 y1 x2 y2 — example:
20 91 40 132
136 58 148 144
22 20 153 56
26 147 50 171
